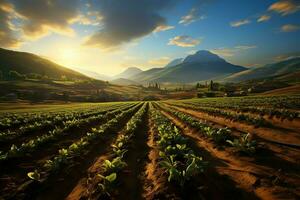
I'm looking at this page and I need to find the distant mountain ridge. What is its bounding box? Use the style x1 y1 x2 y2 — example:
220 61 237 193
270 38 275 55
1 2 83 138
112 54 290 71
113 67 143 79
128 50 246 83
73 68 112 81
222 57 300 82
183 50 225 63
165 58 183 68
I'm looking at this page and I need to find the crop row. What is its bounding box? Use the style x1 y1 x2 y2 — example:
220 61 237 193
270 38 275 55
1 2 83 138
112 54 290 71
0 103 137 162
83 103 148 199
150 104 207 187
0 103 135 142
178 95 300 109
0 102 131 130
10 103 143 199
175 101 299 120
165 102 272 128
157 104 257 155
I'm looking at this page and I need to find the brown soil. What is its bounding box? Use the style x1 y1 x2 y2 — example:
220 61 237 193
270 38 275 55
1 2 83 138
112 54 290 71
66 106 150 200
187 105 300 132
166 104 300 146
0 105 141 200
159 109 300 200
114 106 149 200
162 104 300 166
143 114 181 200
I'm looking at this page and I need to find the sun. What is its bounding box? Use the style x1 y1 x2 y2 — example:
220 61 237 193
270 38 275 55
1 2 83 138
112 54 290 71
56 47 81 67
60 48 78 60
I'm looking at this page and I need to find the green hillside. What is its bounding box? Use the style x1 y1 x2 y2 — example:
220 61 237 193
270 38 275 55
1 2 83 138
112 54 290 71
223 57 300 82
0 48 89 80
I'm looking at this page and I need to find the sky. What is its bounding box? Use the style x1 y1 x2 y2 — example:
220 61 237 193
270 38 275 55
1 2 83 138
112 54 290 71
0 0 299 76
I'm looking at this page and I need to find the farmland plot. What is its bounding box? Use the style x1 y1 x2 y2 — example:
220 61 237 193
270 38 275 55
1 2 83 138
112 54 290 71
0 96 299 200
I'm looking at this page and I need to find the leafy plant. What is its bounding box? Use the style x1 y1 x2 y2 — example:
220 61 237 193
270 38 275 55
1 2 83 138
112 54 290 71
27 170 41 181
97 173 117 196
227 133 256 155
102 157 127 174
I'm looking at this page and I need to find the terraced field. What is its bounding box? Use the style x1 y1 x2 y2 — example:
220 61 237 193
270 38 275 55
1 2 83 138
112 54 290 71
0 95 299 200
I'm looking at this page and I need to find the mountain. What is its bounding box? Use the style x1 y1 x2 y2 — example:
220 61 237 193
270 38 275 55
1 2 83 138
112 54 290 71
130 50 246 83
165 58 183 68
73 68 112 81
114 67 143 79
223 57 300 82
183 50 226 63
0 48 89 80
131 68 164 82
111 78 140 86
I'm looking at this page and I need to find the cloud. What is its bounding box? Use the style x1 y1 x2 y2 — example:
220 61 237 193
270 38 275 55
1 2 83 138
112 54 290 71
280 24 300 32
211 45 257 57
83 0 177 50
74 11 102 26
268 0 300 16
179 8 205 25
10 0 80 39
148 57 171 66
230 19 251 27
168 35 201 47
153 25 175 33
0 1 21 48
273 53 300 61
235 45 257 50
257 15 271 22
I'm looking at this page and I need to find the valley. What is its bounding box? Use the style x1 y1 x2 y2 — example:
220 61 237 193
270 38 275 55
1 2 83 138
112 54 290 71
0 1 299 199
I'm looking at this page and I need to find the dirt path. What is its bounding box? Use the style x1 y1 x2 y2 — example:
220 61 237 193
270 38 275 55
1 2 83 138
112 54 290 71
114 106 149 200
172 103 300 132
160 104 300 167
2 106 141 200
165 104 300 147
143 112 181 200
66 105 149 200
160 109 300 200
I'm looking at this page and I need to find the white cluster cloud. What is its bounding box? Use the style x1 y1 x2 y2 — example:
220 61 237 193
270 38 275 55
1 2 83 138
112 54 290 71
268 0 300 16
257 15 271 22
211 45 257 57
230 19 251 27
280 24 300 32
179 8 205 26
168 35 201 47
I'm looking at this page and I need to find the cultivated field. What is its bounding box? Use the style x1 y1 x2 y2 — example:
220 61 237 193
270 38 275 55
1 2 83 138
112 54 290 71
0 95 299 200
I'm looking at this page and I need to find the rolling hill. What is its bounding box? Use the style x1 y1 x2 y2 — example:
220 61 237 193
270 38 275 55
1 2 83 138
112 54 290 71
113 67 143 79
164 58 183 68
129 50 246 83
0 48 89 80
73 68 112 81
110 78 140 86
223 57 300 82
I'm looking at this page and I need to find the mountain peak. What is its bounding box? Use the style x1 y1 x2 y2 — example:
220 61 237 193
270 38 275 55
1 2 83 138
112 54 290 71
165 58 183 68
183 50 225 63
114 67 143 79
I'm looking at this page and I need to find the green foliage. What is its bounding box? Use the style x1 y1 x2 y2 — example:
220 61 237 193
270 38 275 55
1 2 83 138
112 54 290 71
9 70 25 80
227 133 257 155
151 106 207 187
102 157 127 174
27 170 41 181
96 173 117 196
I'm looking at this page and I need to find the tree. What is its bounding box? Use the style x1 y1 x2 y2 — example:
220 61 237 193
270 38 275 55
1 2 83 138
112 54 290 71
209 80 214 91
9 70 25 80
0 70 2 80
26 73 42 79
